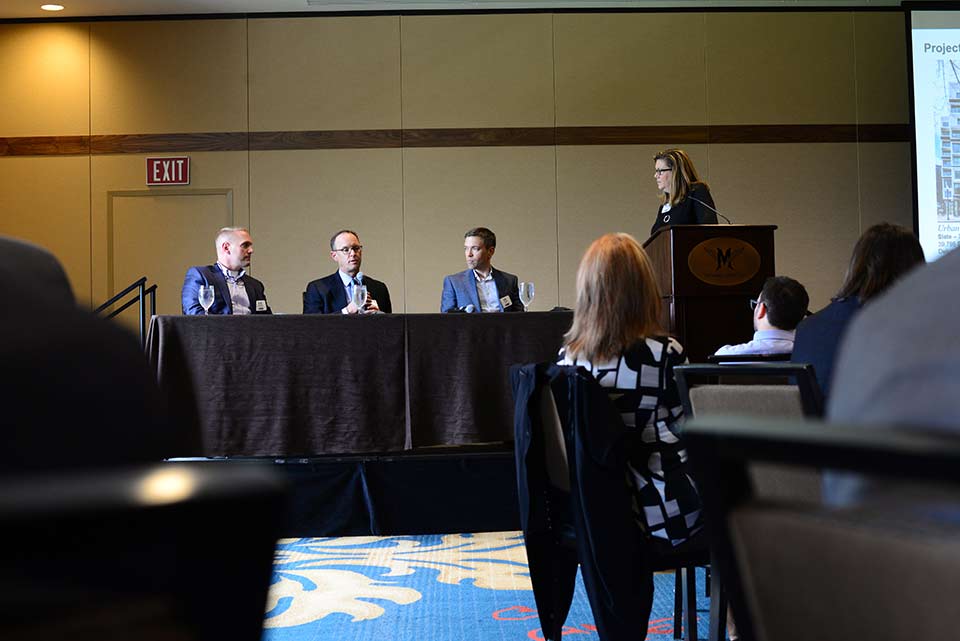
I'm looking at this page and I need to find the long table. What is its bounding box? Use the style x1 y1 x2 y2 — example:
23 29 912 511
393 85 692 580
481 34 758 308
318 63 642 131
146 312 572 457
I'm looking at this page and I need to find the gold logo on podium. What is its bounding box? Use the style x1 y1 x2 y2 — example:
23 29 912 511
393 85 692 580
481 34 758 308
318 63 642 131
687 237 762 286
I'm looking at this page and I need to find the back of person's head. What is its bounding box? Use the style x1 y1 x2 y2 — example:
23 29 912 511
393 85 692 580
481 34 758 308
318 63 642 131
654 148 708 206
760 276 809 330
563 233 662 362
837 223 925 303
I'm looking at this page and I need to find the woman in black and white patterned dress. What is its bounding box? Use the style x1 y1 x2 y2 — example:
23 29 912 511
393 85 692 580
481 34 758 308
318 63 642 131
559 232 703 558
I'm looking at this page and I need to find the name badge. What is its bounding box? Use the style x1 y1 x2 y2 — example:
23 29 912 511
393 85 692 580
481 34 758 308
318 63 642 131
255 300 267 312
500 295 512 309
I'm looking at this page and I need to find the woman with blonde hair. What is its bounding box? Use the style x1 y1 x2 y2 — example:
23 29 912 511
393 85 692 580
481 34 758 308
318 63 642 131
651 148 717 236
559 232 704 627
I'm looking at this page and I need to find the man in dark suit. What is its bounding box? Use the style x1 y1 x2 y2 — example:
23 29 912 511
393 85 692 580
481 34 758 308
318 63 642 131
181 227 271 315
441 227 523 313
303 230 392 314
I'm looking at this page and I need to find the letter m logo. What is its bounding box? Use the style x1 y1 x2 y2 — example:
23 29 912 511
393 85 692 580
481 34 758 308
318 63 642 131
715 247 734 271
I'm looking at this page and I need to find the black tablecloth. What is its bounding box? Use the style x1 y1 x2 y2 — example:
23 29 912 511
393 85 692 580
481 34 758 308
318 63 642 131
146 312 572 457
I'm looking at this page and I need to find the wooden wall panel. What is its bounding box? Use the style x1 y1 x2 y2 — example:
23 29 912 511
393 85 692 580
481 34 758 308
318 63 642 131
249 149 403 314
0 157 91 305
857 142 914 231
554 13 707 126
400 14 554 128
854 12 910 125
708 143 861 311
402 147 558 313
90 20 247 135
705 12 857 125
248 16 401 132
0 24 89 137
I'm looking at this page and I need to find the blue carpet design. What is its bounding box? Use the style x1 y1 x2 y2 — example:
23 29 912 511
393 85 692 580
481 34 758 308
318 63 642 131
264 531 711 641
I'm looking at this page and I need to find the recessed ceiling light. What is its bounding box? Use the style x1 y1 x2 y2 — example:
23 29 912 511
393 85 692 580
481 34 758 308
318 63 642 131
41 4 65 10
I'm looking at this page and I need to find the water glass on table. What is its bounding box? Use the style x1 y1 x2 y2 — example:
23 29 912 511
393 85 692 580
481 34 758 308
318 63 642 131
198 285 215 315
519 281 535 311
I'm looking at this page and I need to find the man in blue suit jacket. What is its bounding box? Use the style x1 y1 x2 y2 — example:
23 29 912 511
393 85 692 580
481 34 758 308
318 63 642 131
181 227 271 315
303 230 392 314
441 227 523 313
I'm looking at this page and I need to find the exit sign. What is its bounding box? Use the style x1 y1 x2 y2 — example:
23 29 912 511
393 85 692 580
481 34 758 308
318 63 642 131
146 157 190 186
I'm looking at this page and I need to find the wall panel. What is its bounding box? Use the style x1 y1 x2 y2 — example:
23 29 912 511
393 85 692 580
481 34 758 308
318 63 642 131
705 12 857 125
248 16 401 132
858 142 914 230
90 20 247 135
249 148 403 314
554 13 707 126
0 23 90 138
402 147 558 313
0 156 91 304
708 143 861 311
401 14 554 128
854 12 909 125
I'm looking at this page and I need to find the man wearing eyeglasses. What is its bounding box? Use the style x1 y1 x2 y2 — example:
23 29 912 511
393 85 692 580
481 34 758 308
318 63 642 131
303 229 392 315
714 276 809 356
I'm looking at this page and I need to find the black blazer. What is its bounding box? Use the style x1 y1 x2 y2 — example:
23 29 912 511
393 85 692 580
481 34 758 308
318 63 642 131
303 272 392 314
650 183 718 237
181 264 271 315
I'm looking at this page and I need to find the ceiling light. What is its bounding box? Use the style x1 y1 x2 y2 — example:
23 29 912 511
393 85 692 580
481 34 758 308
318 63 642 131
40 4 65 10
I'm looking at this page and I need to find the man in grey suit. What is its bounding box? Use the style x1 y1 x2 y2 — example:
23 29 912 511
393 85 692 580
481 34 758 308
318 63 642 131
440 227 523 313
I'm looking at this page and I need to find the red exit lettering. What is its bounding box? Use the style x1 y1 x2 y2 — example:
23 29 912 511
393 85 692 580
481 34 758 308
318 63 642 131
146 157 190 186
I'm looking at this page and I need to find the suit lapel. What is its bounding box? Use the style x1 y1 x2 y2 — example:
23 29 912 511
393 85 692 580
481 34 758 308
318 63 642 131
208 265 232 314
462 270 481 311
330 272 348 312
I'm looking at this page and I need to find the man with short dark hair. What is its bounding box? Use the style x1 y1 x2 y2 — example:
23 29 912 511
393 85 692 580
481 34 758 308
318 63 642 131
714 276 809 356
181 227 271 315
440 227 523 313
303 229 392 314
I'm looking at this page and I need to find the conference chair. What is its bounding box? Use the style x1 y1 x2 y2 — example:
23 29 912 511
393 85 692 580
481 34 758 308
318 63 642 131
685 415 960 641
0 463 286 641
511 362 722 641
674 363 823 505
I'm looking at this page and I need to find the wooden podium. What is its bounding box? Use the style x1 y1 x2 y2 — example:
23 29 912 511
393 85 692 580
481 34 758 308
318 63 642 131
644 224 777 363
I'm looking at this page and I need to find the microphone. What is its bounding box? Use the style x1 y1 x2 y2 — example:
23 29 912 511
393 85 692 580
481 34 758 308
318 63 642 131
446 304 476 314
689 196 732 224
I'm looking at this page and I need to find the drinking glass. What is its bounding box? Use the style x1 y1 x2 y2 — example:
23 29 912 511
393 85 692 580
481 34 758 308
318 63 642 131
198 285 215 315
519 281 535 310
352 284 368 311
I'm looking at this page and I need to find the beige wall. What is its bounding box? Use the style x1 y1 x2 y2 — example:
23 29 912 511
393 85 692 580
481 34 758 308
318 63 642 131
0 11 913 314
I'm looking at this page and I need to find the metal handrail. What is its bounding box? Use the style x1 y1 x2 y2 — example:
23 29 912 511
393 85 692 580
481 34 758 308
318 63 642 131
95 277 157 347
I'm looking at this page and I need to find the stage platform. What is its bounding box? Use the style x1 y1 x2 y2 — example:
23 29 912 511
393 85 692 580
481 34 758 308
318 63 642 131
170 443 519 537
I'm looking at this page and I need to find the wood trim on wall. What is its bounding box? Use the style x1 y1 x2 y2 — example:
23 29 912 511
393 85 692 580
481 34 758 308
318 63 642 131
0 124 910 157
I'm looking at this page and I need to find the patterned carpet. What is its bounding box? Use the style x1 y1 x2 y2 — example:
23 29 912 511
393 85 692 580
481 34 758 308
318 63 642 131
263 531 710 641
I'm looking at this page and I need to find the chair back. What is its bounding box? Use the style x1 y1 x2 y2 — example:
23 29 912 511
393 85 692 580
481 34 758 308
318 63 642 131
675 363 823 503
686 415 960 641
0 463 286 641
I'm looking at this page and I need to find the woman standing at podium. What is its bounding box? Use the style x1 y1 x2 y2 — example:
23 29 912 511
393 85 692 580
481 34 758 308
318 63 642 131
650 148 718 236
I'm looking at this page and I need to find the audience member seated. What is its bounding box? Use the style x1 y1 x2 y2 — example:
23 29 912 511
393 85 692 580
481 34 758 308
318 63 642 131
791 223 924 401
1 263 183 475
182 227 271 315
825 245 959 506
558 232 704 630
714 276 808 357
441 227 523 313
304 229 392 314
0 235 74 306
